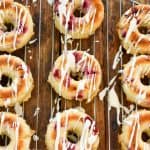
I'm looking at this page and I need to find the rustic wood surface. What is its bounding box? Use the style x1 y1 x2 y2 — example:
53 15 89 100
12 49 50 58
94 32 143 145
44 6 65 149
0 0 149 150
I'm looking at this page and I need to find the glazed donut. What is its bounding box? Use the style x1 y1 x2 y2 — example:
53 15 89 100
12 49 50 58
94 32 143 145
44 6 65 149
48 50 102 103
45 108 99 150
119 110 150 150
0 0 34 53
122 55 150 108
117 4 150 54
0 112 34 150
0 54 34 107
54 0 104 39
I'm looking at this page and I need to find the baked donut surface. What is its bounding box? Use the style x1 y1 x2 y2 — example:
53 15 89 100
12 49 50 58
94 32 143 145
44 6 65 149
0 54 34 107
0 0 34 53
54 0 104 39
45 108 99 150
117 4 150 54
119 110 150 150
0 112 34 150
48 50 102 103
122 55 150 108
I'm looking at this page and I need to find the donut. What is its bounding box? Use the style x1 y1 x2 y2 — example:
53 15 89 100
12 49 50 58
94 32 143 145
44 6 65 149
48 50 102 103
0 54 34 107
117 4 150 54
119 110 150 150
53 0 104 39
0 0 34 53
45 108 99 150
122 55 150 108
0 112 34 149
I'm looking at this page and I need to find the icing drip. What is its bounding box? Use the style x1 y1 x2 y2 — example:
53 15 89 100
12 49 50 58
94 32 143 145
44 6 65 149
108 84 127 125
112 45 123 70
14 103 23 117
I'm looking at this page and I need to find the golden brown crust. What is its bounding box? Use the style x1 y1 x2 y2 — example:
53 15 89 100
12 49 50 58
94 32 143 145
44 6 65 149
122 55 150 108
0 112 34 150
119 110 150 150
117 5 150 54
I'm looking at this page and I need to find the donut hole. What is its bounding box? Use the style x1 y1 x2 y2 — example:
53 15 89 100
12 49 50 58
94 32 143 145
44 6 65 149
4 22 14 32
138 26 150 34
73 8 85 17
141 76 150 86
70 71 83 81
0 134 11 146
0 75 12 87
67 130 80 144
142 131 150 143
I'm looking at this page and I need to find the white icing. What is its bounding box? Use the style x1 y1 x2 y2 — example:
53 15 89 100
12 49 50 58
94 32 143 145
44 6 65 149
112 45 123 70
125 17 137 43
29 38 37 44
33 134 39 142
76 79 86 100
34 107 40 117
47 0 54 5
14 103 23 116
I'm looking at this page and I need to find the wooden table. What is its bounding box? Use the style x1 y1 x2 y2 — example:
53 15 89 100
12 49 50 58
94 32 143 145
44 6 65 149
0 0 148 149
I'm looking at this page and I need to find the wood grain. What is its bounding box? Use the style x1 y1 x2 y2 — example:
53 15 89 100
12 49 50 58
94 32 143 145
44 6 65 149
0 0 149 149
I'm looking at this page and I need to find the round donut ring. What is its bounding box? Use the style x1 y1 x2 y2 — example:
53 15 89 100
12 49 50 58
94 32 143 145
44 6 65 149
117 4 150 54
45 108 99 150
54 0 104 39
0 0 34 53
0 55 34 107
119 110 150 150
48 50 102 103
122 55 150 108
0 112 34 150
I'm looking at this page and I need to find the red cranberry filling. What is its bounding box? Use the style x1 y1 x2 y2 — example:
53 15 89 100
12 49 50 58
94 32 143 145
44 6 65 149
63 76 71 88
83 0 90 9
77 90 83 99
121 30 127 38
54 0 60 14
53 69 61 79
73 52 82 63
68 15 74 30
131 7 138 15
16 21 28 34
83 66 96 75
84 116 99 135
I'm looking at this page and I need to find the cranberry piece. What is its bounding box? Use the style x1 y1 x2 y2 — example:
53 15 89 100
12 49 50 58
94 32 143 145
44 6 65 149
53 69 61 79
73 52 82 63
122 30 127 38
23 26 27 33
83 0 89 9
77 91 83 99
131 7 138 15
84 66 96 75
84 116 99 135
68 15 74 30
54 0 60 13
63 76 71 88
